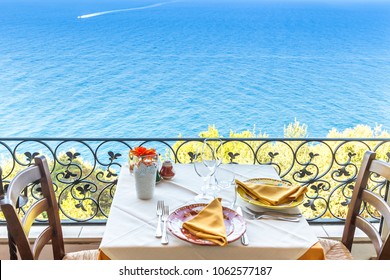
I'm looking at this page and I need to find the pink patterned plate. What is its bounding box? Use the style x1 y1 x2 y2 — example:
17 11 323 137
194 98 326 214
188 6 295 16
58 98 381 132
167 203 246 246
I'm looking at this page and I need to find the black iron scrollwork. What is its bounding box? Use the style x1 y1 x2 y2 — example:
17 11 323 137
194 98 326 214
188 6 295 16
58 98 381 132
24 152 40 165
228 152 240 163
0 137 389 224
187 151 199 163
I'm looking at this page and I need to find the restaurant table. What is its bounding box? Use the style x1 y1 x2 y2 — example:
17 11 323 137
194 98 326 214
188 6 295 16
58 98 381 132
99 164 325 260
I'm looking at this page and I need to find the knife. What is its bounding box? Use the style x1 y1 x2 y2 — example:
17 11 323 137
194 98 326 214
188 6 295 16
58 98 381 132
236 206 249 246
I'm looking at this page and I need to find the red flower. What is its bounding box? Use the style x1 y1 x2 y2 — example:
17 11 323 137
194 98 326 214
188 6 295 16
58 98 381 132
129 146 157 170
129 146 156 157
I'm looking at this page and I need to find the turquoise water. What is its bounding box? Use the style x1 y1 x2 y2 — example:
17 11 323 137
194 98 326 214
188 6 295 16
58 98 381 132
0 0 389 138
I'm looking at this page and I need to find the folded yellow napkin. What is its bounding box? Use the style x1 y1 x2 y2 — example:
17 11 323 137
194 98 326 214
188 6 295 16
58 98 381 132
235 179 307 206
182 198 227 246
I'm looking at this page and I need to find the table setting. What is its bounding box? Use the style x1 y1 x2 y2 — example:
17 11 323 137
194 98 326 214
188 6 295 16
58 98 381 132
98 140 324 260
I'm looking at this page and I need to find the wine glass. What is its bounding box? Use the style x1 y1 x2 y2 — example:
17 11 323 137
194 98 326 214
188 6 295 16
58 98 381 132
193 148 214 202
202 138 223 175
214 164 236 206
202 138 224 198
215 166 235 189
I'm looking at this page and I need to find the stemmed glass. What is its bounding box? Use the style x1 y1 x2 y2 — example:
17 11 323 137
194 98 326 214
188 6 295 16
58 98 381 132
214 164 236 206
193 138 224 202
193 148 214 202
215 166 235 189
202 138 223 176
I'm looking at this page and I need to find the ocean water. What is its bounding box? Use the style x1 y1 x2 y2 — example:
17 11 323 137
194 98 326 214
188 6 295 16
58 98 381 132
0 0 389 138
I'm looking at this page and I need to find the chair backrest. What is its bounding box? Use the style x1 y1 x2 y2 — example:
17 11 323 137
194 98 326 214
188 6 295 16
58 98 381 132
0 156 65 260
342 151 390 260
0 167 4 198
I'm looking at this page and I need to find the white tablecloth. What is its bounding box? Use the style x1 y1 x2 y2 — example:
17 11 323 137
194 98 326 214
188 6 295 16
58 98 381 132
99 164 320 260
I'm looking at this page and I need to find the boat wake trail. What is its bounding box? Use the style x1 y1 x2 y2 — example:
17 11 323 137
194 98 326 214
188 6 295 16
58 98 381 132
77 1 178 19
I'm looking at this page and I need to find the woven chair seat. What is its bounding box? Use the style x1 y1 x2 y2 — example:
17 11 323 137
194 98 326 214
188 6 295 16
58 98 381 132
62 249 99 260
319 238 353 260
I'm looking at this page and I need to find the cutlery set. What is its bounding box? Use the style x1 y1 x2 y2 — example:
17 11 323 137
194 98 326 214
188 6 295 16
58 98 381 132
156 200 169 245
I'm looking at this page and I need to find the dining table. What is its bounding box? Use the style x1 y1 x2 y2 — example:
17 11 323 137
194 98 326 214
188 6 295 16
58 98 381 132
98 163 325 260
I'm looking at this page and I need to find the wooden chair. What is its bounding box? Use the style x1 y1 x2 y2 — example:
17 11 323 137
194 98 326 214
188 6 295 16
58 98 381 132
0 166 29 259
0 156 98 260
319 151 390 260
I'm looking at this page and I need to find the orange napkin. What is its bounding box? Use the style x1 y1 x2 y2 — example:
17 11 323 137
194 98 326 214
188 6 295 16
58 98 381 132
182 198 227 246
235 179 307 206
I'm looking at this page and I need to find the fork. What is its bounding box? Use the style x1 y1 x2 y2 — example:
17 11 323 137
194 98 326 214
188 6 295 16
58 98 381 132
161 205 169 245
244 207 302 218
244 207 301 222
155 200 164 238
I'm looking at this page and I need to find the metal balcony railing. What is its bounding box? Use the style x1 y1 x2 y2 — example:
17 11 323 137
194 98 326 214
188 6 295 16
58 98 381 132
0 137 389 224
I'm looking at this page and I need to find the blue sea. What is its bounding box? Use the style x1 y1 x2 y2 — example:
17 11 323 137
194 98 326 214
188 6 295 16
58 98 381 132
0 0 389 138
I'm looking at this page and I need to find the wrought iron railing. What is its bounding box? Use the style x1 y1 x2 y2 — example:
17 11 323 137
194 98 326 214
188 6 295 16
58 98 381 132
0 137 389 224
